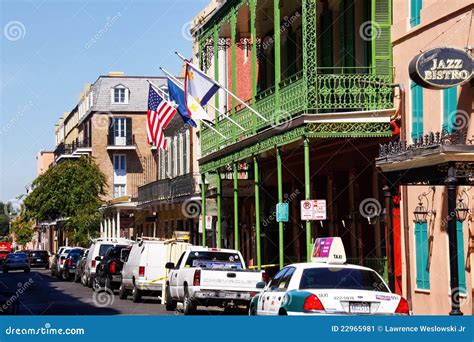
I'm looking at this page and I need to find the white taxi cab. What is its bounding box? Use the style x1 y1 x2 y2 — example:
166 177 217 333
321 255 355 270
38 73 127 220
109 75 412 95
249 237 409 315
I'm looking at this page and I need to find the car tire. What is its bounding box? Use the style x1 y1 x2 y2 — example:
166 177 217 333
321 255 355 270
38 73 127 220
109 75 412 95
165 285 177 311
74 271 81 283
183 289 196 315
118 283 128 299
92 276 102 292
87 275 93 288
132 285 142 303
81 272 87 286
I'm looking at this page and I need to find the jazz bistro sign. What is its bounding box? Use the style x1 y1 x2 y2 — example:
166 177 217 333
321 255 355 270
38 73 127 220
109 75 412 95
409 47 473 89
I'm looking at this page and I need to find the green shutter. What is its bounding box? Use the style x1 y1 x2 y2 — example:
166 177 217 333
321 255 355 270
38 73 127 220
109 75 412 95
415 222 430 290
411 81 424 140
363 0 372 70
371 0 392 78
340 0 355 72
443 87 458 133
410 0 422 27
456 221 466 294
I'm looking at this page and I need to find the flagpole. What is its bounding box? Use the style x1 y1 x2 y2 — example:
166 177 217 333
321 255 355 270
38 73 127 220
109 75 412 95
175 51 268 123
159 67 247 132
147 80 227 140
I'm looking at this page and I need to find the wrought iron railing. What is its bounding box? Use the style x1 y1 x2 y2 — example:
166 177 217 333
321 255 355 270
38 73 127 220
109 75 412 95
201 69 393 157
54 142 74 159
107 134 135 147
138 173 200 205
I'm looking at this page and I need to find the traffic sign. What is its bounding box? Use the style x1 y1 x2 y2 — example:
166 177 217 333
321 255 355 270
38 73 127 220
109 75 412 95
300 200 327 221
276 203 289 223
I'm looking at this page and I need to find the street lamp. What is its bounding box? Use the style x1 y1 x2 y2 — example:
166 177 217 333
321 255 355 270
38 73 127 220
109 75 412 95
455 197 469 223
413 187 436 224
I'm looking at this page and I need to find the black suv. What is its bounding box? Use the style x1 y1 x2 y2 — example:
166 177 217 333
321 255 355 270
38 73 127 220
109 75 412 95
28 250 50 269
93 245 130 291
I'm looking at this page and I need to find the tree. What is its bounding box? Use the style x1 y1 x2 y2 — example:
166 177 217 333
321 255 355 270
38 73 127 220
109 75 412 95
24 157 107 246
10 214 33 247
0 202 9 237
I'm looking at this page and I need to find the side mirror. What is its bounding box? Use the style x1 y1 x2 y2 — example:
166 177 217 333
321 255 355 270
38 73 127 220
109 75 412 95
165 262 175 270
256 281 266 289
95 256 102 261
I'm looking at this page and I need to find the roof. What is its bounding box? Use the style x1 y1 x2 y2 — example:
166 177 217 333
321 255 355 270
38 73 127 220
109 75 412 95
286 262 373 271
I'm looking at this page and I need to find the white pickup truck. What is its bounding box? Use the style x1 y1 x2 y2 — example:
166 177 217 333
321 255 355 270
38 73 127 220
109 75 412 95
165 247 265 315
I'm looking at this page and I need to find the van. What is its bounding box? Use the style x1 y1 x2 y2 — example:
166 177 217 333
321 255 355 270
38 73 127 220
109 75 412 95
119 238 190 303
83 238 132 287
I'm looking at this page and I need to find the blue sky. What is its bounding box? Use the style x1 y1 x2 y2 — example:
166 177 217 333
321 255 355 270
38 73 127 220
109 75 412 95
0 0 209 203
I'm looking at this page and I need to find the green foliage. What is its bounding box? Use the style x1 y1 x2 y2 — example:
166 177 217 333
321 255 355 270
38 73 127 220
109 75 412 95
10 214 33 247
0 202 9 237
24 157 107 244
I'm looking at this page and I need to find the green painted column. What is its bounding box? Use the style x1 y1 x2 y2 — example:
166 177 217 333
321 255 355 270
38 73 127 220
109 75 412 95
276 147 284 269
216 170 222 248
233 162 239 250
304 137 312 261
273 0 281 110
250 0 257 101
201 173 207 247
230 8 237 114
213 26 220 120
254 156 261 270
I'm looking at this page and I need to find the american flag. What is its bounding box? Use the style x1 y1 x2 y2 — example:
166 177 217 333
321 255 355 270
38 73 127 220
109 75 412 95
147 85 177 149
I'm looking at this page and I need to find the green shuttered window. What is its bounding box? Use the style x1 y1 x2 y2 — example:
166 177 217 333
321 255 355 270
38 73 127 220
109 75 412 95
443 87 458 133
410 0 422 27
414 222 430 290
456 221 466 294
411 82 423 140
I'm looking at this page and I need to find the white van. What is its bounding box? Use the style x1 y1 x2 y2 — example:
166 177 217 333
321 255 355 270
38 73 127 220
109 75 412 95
119 238 190 303
83 238 132 287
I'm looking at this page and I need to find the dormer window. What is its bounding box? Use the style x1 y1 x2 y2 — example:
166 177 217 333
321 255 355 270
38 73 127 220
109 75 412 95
111 85 129 104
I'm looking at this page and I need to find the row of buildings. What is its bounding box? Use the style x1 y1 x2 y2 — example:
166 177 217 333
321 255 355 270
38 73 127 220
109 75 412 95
31 0 473 315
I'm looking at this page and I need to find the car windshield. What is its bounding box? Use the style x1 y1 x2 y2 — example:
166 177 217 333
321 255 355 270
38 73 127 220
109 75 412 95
8 253 27 260
299 267 389 292
68 249 83 257
185 251 243 270
98 244 113 256
30 251 48 257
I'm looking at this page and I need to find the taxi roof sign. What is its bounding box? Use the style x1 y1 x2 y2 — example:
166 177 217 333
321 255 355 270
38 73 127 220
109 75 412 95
311 237 346 264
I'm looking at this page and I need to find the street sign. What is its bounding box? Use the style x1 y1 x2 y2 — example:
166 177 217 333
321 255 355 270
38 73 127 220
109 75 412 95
198 215 213 233
276 203 289 223
300 200 327 221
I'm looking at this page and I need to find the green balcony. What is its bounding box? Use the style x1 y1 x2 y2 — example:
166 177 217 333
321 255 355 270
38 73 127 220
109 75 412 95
201 69 393 157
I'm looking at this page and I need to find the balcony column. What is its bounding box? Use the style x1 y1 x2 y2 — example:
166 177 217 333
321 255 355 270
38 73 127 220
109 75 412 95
111 217 116 239
100 220 104 238
116 209 121 239
276 147 284 269
216 170 222 248
107 218 111 239
254 156 261 270
304 137 312 262
201 174 207 247
273 0 281 111
233 162 239 250
250 0 257 101
213 26 220 119
302 0 318 109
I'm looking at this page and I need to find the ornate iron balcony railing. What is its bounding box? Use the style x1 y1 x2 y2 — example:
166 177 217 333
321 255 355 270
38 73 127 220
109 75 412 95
138 172 200 205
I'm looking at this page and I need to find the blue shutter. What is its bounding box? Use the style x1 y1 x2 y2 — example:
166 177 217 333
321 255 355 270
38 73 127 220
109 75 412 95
410 0 422 27
443 87 458 133
415 222 430 290
456 221 466 293
411 82 424 140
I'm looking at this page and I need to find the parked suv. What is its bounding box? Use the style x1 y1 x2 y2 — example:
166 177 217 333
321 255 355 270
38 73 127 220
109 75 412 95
93 245 130 291
28 250 50 269
83 238 132 288
75 249 89 283
50 246 70 277
59 248 84 281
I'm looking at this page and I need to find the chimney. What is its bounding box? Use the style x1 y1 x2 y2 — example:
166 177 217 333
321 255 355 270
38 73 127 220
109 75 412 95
108 71 125 77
